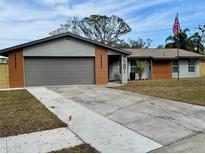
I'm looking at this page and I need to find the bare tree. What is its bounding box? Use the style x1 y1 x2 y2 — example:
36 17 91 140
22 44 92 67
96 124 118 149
49 17 83 36
80 15 131 46
49 15 132 47
197 24 205 54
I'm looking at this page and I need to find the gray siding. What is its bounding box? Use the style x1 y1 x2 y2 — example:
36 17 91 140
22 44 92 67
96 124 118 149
24 57 95 86
108 49 123 55
172 59 200 78
23 38 95 57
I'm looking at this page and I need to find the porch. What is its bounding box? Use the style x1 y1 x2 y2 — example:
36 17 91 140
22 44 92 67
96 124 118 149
108 54 128 84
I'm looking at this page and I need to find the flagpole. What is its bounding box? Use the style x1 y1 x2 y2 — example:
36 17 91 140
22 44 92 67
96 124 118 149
177 32 180 80
177 13 180 80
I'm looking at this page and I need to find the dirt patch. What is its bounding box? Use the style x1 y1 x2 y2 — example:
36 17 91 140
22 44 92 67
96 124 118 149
52 144 99 153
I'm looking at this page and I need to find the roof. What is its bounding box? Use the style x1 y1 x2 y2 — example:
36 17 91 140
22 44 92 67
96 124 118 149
0 32 131 56
125 48 203 59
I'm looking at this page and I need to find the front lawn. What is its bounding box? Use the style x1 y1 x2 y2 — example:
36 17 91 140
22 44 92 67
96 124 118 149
0 90 67 137
115 77 205 106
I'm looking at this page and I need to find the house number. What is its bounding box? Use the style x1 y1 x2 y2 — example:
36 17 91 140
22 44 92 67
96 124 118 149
123 57 126 74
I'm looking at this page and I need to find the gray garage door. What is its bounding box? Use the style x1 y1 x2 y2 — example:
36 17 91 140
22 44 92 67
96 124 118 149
24 57 95 86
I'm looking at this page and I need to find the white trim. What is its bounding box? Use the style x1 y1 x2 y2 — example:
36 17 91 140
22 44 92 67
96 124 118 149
0 87 25 91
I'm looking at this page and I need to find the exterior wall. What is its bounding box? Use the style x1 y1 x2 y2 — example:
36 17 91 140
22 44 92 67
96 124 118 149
0 64 9 88
95 46 108 84
127 59 201 80
152 60 172 79
23 38 95 57
172 59 200 78
200 60 205 77
8 49 24 88
127 60 150 80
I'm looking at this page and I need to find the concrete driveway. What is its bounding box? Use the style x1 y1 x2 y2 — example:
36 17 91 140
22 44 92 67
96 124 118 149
48 85 205 152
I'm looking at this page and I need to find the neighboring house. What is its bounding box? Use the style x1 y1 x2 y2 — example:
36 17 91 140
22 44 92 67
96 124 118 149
200 57 205 77
0 56 8 64
0 32 130 88
125 48 203 80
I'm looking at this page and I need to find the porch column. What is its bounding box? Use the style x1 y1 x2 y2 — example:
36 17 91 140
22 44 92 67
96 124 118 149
150 58 153 80
121 55 128 84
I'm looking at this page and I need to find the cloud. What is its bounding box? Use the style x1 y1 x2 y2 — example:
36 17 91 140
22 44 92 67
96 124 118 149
0 0 205 48
38 0 69 5
0 19 62 48
0 1 62 22
128 8 177 33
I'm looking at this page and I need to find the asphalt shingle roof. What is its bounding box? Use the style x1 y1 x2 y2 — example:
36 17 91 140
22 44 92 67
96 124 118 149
0 32 131 56
125 48 203 59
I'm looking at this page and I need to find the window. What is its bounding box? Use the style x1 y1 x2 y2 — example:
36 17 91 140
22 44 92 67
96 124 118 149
130 60 136 73
188 59 196 72
172 60 178 73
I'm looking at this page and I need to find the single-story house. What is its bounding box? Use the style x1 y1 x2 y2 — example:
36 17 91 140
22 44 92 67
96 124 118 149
0 33 204 88
0 32 130 88
125 48 203 80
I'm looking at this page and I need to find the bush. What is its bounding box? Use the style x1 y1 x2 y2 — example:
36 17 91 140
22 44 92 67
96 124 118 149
136 61 146 80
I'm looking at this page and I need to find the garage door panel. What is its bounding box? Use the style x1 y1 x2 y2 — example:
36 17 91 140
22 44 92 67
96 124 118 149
25 57 95 86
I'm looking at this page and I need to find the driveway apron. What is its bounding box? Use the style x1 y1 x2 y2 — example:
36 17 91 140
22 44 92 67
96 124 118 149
27 87 162 153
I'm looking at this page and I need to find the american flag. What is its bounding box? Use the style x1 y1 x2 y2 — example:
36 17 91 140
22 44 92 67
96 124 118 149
173 13 180 35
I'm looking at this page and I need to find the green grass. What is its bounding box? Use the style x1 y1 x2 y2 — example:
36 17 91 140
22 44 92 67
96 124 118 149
0 90 67 137
51 144 99 153
115 77 205 106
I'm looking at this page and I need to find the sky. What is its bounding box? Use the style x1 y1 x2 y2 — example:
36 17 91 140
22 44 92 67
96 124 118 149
0 0 205 50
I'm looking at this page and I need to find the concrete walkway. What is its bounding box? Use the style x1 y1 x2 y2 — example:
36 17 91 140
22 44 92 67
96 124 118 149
0 128 82 153
27 87 162 153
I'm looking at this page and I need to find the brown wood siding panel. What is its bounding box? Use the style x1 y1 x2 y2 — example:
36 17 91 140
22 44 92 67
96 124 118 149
95 46 108 84
152 60 172 79
8 49 24 88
